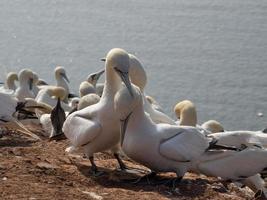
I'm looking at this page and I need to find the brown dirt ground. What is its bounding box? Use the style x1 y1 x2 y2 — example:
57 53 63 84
0 124 259 200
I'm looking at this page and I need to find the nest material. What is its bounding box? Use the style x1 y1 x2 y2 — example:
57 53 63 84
0 121 41 140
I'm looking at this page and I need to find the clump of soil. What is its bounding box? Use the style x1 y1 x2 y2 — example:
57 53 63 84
0 125 256 199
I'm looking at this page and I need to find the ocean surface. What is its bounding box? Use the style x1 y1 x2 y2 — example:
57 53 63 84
0 0 266 130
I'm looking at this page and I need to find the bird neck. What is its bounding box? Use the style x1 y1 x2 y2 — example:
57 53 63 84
17 78 31 93
101 67 121 102
56 77 69 103
5 79 16 90
128 102 154 133
56 77 69 94
179 108 197 126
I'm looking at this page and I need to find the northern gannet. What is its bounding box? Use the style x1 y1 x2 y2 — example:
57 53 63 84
78 69 104 97
14 69 35 101
174 100 224 134
114 84 267 197
4 72 18 91
62 48 133 176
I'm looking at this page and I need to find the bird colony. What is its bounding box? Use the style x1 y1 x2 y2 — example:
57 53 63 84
1 48 267 199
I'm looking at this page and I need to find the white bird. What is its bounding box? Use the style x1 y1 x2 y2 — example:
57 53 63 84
173 100 224 134
79 81 96 97
62 48 134 176
35 86 72 112
4 72 18 91
114 84 267 197
14 69 35 101
0 92 20 122
86 70 105 96
201 120 224 133
77 94 100 110
174 100 197 126
79 70 104 97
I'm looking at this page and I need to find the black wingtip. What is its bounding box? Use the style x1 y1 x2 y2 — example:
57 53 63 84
68 93 78 98
16 101 27 112
207 138 240 151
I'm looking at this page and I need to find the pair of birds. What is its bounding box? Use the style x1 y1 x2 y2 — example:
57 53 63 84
53 48 267 198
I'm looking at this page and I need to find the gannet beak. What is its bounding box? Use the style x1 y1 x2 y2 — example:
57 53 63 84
92 69 105 84
50 98 66 139
114 68 134 97
101 57 106 62
61 73 70 83
120 112 132 146
96 69 105 80
29 78 33 90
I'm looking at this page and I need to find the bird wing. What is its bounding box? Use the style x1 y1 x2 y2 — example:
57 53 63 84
63 112 101 147
210 131 265 148
50 98 66 135
159 126 209 162
196 148 267 180
0 92 17 117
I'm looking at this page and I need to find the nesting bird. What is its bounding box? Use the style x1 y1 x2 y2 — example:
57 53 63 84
4 72 18 91
174 100 197 126
114 84 267 197
15 69 35 101
174 100 224 134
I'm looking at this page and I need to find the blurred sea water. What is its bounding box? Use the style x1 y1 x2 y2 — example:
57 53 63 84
0 0 266 130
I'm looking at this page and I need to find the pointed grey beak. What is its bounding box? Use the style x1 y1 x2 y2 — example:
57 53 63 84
61 73 70 83
120 112 132 146
101 57 106 62
29 78 33 90
114 68 134 97
92 69 105 84
0 82 4 84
